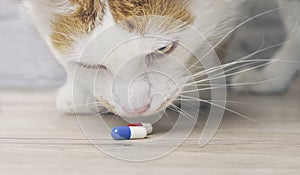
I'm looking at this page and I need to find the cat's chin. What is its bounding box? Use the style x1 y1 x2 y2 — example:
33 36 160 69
115 110 162 118
117 110 166 125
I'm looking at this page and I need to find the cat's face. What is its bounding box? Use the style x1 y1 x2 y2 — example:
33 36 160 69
79 26 199 116
49 0 238 116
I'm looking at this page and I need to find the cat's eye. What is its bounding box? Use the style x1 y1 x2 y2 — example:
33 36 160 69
74 61 108 70
156 42 177 55
146 42 177 65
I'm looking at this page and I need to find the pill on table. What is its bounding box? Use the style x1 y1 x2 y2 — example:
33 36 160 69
128 123 153 134
111 126 147 140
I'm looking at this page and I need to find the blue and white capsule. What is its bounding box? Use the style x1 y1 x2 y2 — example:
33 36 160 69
111 126 147 140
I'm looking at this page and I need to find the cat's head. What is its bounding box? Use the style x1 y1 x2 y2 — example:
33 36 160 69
48 0 239 116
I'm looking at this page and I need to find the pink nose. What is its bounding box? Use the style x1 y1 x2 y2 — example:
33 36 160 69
133 104 150 114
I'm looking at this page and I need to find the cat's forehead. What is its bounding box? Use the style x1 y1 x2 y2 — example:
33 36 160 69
107 0 195 34
50 0 195 54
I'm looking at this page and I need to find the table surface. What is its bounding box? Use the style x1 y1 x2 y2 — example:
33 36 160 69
0 76 299 175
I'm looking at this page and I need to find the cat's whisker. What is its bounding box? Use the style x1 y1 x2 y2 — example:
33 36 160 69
173 97 257 123
166 102 203 127
184 60 275 87
185 39 287 80
187 7 282 70
183 17 281 76
182 57 272 82
185 61 259 80
176 96 246 105
198 79 274 90
185 56 300 84
181 78 277 94
164 109 175 126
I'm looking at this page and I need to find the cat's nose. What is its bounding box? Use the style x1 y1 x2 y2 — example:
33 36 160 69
133 104 150 114
123 104 150 115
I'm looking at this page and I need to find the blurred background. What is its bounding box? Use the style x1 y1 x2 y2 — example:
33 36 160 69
0 0 285 88
0 0 66 87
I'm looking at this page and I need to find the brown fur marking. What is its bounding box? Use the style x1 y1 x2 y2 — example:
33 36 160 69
107 0 195 34
51 0 106 53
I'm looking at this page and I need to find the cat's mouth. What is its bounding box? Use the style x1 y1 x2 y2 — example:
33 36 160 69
94 89 181 117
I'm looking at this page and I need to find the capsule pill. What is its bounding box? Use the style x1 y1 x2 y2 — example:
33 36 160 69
128 122 153 134
111 126 147 140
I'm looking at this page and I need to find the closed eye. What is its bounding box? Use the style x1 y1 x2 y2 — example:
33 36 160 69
73 61 108 70
155 41 177 55
145 41 178 65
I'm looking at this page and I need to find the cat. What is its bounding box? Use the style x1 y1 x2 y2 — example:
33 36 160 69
23 0 300 116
